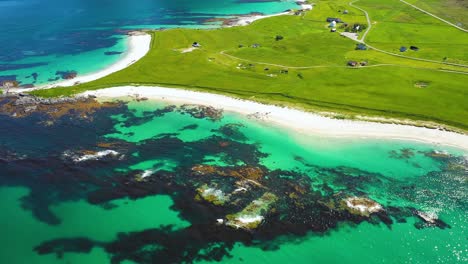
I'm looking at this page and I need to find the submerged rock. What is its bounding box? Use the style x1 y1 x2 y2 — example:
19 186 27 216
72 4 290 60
226 192 277 230
178 104 223 121
415 210 437 224
424 150 451 159
413 210 449 229
191 165 265 182
55 70 77 80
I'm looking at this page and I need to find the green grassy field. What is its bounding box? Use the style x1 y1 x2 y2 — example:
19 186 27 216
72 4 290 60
32 0 468 131
403 0 468 29
357 0 468 64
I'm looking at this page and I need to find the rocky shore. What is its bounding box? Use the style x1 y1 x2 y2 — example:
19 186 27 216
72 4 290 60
0 94 119 121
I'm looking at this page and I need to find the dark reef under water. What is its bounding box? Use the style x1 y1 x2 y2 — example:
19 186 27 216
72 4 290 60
0 97 466 263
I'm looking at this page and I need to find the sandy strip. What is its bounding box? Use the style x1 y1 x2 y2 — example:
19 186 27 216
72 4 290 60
296 0 313 10
231 11 293 27
42 33 151 89
82 86 468 151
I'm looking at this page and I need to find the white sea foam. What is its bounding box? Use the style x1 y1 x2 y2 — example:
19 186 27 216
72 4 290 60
140 170 155 179
71 150 120 162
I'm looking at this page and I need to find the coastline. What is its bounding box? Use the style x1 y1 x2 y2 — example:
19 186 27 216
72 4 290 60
228 1 312 27
15 10 297 92
229 11 293 27
39 33 151 89
82 86 468 151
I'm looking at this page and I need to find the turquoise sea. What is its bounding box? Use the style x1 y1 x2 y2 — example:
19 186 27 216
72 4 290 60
0 98 466 263
0 0 298 86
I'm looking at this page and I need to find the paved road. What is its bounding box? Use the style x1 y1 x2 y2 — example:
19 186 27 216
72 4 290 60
349 0 372 42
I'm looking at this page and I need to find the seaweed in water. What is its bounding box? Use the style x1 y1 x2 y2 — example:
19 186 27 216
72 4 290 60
0 98 461 263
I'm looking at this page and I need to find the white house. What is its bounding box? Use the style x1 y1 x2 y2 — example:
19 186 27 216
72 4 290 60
301 4 313 10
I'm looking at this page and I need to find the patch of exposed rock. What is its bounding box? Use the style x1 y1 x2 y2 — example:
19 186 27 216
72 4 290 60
225 192 278 230
191 165 265 186
341 197 383 217
179 104 223 121
0 94 120 121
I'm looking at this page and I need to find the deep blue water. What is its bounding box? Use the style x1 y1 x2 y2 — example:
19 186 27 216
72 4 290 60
0 0 297 86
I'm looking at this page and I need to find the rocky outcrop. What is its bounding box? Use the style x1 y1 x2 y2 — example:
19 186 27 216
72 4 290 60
0 94 119 121
55 71 77 80
341 197 383 216
191 165 265 184
196 184 230 205
179 104 223 121
225 192 278 230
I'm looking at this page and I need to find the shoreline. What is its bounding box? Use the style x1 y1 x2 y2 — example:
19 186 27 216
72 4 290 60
228 1 312 27
36 33 151 90
14 9 299 92
82 86 468 151
229 11 293 27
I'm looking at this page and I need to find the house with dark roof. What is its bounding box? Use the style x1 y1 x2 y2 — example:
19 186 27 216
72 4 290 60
356 43 367 50
326 17 343 23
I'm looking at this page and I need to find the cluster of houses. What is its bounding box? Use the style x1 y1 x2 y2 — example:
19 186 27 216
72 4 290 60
328 17 342 32
327 8 349 31
347 61 368 67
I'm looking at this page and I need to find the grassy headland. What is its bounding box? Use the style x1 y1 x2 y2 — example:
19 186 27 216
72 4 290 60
32 0 468 131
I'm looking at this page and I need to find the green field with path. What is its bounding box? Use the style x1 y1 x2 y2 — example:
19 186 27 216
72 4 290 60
32 0 468 131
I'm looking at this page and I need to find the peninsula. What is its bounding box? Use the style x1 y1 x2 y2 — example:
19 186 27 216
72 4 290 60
25 0 468 139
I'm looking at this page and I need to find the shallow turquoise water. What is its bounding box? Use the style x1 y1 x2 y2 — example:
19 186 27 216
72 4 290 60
0 99 466 263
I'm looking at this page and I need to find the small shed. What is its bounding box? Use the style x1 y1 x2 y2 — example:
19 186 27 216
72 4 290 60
326 17 343 23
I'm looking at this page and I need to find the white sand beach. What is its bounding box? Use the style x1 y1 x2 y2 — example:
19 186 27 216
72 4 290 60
82 86 468 151
42 33 151 89
232 11 292 27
